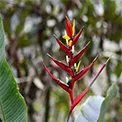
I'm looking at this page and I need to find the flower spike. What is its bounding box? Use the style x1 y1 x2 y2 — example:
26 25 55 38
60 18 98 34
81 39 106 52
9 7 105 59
43 17 108 122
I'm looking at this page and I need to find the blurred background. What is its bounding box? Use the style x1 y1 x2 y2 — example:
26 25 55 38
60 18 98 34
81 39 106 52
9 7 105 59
0 0 122 122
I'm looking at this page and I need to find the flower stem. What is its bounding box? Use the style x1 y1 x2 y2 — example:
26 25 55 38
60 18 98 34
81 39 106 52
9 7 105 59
69 89 74 104
66 110 72 122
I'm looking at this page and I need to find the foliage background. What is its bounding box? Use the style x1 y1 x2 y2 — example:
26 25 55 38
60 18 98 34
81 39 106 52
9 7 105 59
0 0 122 122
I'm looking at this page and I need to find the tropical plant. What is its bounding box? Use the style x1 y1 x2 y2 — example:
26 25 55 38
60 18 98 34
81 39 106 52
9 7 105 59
42 17 113 122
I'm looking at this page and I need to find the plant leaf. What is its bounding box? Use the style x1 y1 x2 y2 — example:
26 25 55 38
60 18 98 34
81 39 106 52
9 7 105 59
98 83 118 122
74 96 105 122
0 15 28 122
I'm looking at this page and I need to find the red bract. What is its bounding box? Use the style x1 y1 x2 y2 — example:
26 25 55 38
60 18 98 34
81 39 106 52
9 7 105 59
42 63 71 92
66 16 73 38
42 17 109 122
47 54 73 76
54 35 71 56
72 56 98 82
71 41 90 65
71 26 84 47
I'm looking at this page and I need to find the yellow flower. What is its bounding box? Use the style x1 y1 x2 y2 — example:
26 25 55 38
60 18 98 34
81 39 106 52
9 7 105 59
76 61 81 72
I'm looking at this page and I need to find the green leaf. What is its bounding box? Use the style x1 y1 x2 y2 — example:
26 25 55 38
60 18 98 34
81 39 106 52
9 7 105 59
0 15 28 122
74 96 105 122
98 83 118 122
74 84 118 122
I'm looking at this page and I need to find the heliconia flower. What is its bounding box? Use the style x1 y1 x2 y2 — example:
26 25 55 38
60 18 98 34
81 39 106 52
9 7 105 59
63 31 70 45
42 17 109 122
